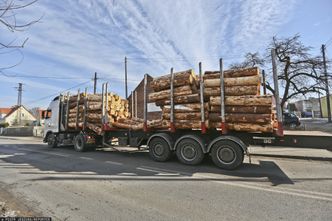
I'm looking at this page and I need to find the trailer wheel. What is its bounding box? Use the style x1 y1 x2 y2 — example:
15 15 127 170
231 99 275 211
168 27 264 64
210 140 243 170
175 135 204 165
149 136 172 162
74 134 87 152
47 133 57 148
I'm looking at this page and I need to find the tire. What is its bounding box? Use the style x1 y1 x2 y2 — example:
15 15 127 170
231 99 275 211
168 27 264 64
210 140 244 170
74 134 87 152
175 136 204 165
47 133 57 148
149 136 172 162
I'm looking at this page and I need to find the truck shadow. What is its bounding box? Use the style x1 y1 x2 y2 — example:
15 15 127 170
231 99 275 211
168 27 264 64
1 143 326 186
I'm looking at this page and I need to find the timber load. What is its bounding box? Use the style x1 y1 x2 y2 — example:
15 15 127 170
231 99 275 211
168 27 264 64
204 67 275 132
67 93 129 134
148 69 202 129
147 66 276 133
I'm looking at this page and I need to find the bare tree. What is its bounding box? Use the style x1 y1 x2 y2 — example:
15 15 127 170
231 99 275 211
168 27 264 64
0 0 40 49
232 35 328 110
230 52 265 69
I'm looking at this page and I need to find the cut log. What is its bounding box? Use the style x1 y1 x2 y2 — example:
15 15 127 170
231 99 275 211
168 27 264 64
204 85 259 96
162 112 208 120
210 105 272 114
210 95 273 106
225 106 272 114
204 67 259 79
155 94 200 106
86 122 103 134
227 123 273 133
225 113 272 124
87 103 102 111
162 103 209 113
150 69 197 92
208 112 221 122
161 120 207 129
204 75 260 87
148 85 193 102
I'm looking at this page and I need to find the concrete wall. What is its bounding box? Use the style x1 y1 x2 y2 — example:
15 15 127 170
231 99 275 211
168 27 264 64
321 95 332 118
0 126 44 137
1 126 34 136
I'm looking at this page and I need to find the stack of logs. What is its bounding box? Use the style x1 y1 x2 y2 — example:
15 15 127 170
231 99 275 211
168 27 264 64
146 67 276 133
67 93 129 134
148 69 204 129
204 67 275 132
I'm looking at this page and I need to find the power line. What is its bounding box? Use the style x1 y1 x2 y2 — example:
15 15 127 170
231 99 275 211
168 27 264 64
0 71 90 79
27 80 91 104
325 37 332 47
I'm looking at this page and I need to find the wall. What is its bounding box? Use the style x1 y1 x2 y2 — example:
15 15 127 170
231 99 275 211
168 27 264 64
1 126 34 136
128 75 162 120
321 95 332 118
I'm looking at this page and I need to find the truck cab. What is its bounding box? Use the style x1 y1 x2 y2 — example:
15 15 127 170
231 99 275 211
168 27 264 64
42 96 64 144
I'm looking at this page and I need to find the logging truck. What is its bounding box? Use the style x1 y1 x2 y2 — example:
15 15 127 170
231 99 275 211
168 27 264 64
43 60 285 170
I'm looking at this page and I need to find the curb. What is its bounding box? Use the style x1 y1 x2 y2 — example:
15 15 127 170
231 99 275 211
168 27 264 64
250 153 332 162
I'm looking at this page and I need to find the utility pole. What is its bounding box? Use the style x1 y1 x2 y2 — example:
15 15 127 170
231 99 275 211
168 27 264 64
271 49 283 136
262 69 267 95
16 83 23 125
125 56 128 99
322 44 331 122
93 72 97 94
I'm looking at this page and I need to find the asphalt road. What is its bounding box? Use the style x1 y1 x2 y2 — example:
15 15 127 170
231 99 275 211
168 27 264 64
0 136 331 221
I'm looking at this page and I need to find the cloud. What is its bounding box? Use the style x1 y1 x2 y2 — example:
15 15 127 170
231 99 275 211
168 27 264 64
0 0 297 107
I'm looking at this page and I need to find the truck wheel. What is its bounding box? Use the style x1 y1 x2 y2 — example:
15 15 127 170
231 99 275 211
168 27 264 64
149 136 172 162
47 133 57 148
175 136 204 165
74 134 87 152
210 140 243 170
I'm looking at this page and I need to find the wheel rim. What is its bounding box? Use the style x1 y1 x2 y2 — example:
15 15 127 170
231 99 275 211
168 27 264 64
181 143 197 161
154 143 165 156
216 146 236 164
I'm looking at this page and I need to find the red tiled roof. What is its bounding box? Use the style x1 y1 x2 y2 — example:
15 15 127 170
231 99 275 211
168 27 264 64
0 108 12 115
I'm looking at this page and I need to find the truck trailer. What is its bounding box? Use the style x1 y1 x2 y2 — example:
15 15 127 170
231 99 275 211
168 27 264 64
42 60 284 170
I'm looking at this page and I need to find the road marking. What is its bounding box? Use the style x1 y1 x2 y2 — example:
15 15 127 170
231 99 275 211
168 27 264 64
79 156 93 160
19 148 70 157
105 161 123 166
137 166 180 175
139 165 332 202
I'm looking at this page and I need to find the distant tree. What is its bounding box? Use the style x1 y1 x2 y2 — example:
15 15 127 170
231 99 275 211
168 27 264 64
232 34 327 110
230 52 265 69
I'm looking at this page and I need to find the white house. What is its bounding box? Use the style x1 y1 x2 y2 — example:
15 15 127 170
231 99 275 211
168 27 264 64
0 106 36 126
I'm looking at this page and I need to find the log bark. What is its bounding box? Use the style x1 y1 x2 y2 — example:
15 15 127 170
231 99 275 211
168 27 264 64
225 106 272 114
162 103 209 113
204 85 259 96
155 94 200 106
209 112 221 121
227 123 273 133
210 95 273 106
162 112 207 120
161 120 207 129
150 69 197 92
148 85 193 102
204 67 259 79
210 105 272 114
225 113 272 124
204 75 260 87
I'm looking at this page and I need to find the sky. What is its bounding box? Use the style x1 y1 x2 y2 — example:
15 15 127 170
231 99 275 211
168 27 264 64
0 0 331 109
